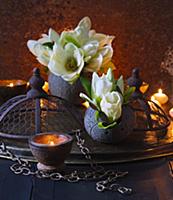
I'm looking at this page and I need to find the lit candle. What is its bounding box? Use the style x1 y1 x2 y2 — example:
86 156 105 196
34 134 68 146
152 89 168 105
29 133 73 171
49 140 55 146
0 80 28 103
169 108 173 118
140 82 149 94
43 81 49 93
150 96 161 107
8 83 14 87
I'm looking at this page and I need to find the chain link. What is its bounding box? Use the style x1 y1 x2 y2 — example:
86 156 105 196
0 129 132 195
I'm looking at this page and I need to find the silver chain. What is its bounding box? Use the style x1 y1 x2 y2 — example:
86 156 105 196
0 129 132 195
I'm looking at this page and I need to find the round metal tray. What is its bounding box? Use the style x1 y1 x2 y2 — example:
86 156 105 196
1 121 173 164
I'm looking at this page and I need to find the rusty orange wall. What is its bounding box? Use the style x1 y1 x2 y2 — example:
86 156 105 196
0 0 173 95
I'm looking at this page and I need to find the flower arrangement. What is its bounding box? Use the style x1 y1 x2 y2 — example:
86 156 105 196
80 68 135 129
27 17 115 84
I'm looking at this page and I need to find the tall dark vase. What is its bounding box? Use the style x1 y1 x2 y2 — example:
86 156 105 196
84 105 135 144
48 73 84 105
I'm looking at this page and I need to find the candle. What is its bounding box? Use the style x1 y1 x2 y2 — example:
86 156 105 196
140 82 149 94
29 133 73 171
42 81 49 93
0 80 28 104
169 108 173 118
8 83 14 87
34 134 68 146
150 96 161 107
152 89 168 105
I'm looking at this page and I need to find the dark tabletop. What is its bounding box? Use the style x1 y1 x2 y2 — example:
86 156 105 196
0 158 173 200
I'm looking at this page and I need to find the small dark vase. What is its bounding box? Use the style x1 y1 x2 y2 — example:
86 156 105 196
48 73 84 105
84 106 135 144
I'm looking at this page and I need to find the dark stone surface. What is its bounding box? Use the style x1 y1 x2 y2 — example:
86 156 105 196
0 0 173 96
48 72 84 104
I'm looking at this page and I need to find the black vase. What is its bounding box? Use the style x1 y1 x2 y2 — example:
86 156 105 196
84 105 135 144
48 73 84 105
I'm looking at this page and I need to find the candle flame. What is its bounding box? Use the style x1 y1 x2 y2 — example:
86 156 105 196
40 99 44 108
82 101 89 108
43 81 49 93
8 83 14 87
140 82 149 93
158 88 162 94
49 140 55 145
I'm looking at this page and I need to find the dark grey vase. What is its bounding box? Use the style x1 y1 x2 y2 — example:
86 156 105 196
84 106 135 144
48 73 84 105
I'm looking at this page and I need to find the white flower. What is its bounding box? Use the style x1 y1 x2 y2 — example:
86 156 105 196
27 28 59 66
91 68 113 100
27 40 52 66
59 16 115 73
100 91 122 122
59 17 91 47
48 43 84 84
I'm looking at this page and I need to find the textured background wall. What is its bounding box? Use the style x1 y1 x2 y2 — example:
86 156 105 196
0 0 173 95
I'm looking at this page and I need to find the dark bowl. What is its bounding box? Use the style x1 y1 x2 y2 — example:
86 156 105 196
0 79 28 103
29 132 73 167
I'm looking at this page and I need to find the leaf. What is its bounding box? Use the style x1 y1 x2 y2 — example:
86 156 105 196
98 121 117 129
80 76 91 97
117 75 124 94
124 86 135 104
106 68 114 82
43 42 54 49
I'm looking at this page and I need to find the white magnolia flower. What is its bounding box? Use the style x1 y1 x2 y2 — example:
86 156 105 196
27 28 59 66
91 68 113 100
48 43 84 84
27 16 115 84
27 40 52 66
59 17 115 73
100 91 122 122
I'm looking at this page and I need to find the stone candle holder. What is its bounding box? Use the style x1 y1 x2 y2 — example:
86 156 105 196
29 132 73 171
0 79 28 103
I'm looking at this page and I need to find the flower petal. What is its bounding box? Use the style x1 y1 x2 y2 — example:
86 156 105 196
48 28 59 43
84 54 103 72
48 44 67 76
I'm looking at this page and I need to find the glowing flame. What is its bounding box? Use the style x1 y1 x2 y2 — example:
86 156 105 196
49 140 55 145
82 101 89 108
43 81 49 93
140 82 149 93
158 88 162 94
8 83 14 87
40 99 44 108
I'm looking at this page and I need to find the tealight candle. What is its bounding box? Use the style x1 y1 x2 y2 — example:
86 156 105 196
150 96 161 107
140 82 149 94
152 89 168 105
29 133 73 171
34 134 68 146
42 81 49 93
0 80 28 104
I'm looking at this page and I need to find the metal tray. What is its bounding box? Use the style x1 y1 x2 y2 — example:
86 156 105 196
1 120 173 164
